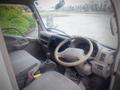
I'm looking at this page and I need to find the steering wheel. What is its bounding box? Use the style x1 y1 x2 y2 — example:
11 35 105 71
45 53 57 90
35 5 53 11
54 37 93 67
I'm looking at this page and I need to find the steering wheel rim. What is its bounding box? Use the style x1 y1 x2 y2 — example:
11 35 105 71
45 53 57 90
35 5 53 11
54 37 93 67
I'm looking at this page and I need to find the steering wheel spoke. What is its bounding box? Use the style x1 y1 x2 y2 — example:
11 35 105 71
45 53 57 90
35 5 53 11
70 39 76 48
56 52 62 57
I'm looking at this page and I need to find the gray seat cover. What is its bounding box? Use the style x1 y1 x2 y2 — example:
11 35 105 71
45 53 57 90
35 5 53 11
10 50 41 88
10 50 41 76
24 71 82 90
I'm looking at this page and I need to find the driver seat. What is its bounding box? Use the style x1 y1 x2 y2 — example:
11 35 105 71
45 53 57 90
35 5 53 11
23 71 83 90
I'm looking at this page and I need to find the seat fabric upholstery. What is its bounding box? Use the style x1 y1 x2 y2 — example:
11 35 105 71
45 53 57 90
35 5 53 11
10 50 41 89
23 71 82 90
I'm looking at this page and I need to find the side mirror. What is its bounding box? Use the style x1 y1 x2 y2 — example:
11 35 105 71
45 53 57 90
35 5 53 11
55 0 65 10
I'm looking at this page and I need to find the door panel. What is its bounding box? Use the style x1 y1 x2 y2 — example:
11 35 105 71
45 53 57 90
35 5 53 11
112 61 120 90
4 35 29 52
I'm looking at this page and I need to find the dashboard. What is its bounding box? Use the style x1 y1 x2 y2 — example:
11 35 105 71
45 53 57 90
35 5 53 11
39 31 116 78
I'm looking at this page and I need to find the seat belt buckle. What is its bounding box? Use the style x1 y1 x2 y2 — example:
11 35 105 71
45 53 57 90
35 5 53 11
33 73 41 79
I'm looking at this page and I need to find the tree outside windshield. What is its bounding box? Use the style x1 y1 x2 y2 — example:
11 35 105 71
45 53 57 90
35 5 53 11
35 0 118 49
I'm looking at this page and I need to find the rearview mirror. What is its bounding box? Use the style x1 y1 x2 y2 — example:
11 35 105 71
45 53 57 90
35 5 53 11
55 0 65 10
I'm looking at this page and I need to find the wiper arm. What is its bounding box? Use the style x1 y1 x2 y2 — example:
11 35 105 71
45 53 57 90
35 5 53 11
110 18 115 36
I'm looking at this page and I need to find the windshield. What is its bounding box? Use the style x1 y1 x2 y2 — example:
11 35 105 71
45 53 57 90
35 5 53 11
35 0 118 49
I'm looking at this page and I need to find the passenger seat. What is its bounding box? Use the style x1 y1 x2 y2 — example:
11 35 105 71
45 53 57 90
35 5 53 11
23 71 83 90
9 50 41 89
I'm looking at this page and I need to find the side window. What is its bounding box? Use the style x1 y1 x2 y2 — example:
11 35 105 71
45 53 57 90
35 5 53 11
0 5 38 38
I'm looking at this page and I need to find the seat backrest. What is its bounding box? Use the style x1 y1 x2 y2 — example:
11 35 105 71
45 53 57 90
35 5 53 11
0 28 19 90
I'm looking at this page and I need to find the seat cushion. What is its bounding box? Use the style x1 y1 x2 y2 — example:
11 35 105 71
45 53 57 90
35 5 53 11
23 71 82 90
10 50 41 88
